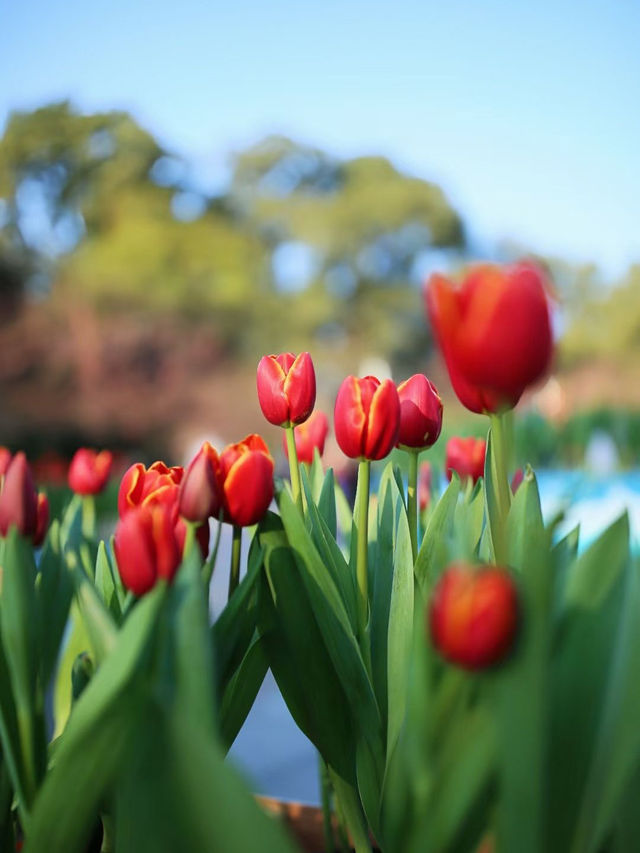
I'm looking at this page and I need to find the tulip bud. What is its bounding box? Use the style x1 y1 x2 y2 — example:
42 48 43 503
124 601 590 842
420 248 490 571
179 441 221 523
282 410 330 465
334 375 400 461
257 352 316 427
218 434 274 527
425 261 553 414
68 448 113 495
114 503 182 596
445 436 486 485
396 374 443 451
429 563 518 669
34 492 50 547
0 452 38 540
0 447 11 477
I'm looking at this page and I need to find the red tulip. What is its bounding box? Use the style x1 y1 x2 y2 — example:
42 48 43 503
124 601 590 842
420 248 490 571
445 437 486 484
425 261 553 413
0 447 11 477
34 492 50 547
257 352 316 427
282 410 330 465
217 434 274 527
418 461 432 512
429 563 518 670
118 461 183 518
0 452 38 540
114 503 182 596
334 375 400 461
179 441 221 523
396 374 443 451
68 448 113 495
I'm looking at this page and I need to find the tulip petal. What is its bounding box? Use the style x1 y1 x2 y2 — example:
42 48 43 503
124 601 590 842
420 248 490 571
334 376 368 458
223 450 274 527
257 355 290 425
364 379 400 460
283 351 316 425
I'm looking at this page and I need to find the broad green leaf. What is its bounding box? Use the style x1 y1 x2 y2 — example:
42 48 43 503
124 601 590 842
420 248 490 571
564 514 629 609
219 636 268 749
317 465 338 538
36 520 73 686
414 476 460 592
72 567 118 665
94 540 121 621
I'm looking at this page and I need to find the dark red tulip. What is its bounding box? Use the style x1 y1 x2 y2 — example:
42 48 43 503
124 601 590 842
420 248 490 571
34 492 50 547
334 375 400 461
0 447 11 477
445 437 486 485
429 563 518 670
396 374 443 451
179 441 221 523
418 461 432 512
425 261 553 414
68 448 113 495
114 503 182 596
0 452 38 540
257 351 316 427
217 434 274 527
282 410 330 465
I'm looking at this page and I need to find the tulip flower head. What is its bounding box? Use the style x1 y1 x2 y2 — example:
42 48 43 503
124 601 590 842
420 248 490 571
445 436 486 485
118 461 183 518
425 261 553 414
0 447 11 478
282 410 330 465
334 375 400 461
68 448 113 495
429 563 518 670
217 434 274 527
0 452 38 541
396 374 443 451
179 441 221 523
114 503 182 596
257 352 316 427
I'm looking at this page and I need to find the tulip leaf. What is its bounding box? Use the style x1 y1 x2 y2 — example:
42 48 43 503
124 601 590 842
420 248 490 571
71 566 118 665
414 476 460 592
335 479 354 540
0 618 30 824
317 465 338 539
219 634 268 749
564 513 629 610
94 540 121 621
36 520 73 686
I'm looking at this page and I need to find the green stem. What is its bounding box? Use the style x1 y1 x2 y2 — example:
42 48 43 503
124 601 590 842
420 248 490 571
407 450 419 561
318 755 335 853
228 525 242 600
489 411 512 564
285 424 304 513
182 519 197 560
81 495 96 540
356 460 371 645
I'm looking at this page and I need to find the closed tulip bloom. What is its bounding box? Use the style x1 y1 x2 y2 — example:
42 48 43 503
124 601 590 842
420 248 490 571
283 410 330 465
0 452 38 540
429 563 518 670
114 503 182 596
425 262 553 414
218 434 274 527
396 374 443 451
0 447 11 477
334 375 400 461
179 441 221 523
68 448 113 495
33 492 50 547
118 460 183 518
257 352 316 427
446 437 486 484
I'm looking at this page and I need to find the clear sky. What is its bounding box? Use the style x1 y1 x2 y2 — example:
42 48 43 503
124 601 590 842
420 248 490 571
2 0 639 275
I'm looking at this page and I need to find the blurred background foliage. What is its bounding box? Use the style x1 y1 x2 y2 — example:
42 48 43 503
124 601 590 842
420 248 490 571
0 102 639 464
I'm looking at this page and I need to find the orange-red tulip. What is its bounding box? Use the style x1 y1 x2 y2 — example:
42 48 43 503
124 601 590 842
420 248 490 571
425 262 553 413
118 460 183 518
429 563 518 670
396 374 443 451
68 448 113 495
114 503 182 596
334 375 400 461
257 352 316 427
217 434 274 527
282 410 330 465
0 452 38 540
445 437 486 484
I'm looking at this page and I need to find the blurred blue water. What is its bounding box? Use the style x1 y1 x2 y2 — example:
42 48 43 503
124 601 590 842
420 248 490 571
227 469 640 804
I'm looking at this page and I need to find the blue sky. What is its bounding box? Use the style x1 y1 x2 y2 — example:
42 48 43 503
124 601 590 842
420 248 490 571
3 0 639 276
